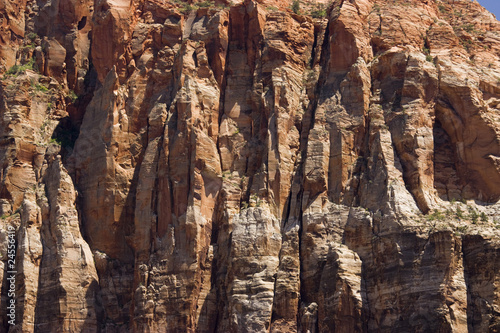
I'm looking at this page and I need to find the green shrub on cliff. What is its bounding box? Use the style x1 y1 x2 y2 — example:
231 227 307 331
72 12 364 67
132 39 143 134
292 0 300 14
198 0 214 7
5 58 36 77
311 4 326 18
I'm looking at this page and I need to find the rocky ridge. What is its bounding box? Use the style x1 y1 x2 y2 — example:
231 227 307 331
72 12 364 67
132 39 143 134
0 0 500 331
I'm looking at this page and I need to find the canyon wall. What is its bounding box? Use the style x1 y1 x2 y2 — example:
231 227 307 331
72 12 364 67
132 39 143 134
0 0 500 331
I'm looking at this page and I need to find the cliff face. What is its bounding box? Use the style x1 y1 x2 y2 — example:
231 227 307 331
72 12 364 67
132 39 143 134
1 0 500 331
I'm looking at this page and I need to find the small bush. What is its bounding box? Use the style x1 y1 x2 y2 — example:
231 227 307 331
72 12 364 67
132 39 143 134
426 55 433 62
68 90 78 103
26 32 38 41
6 65 20 75
20 58 35 71
427 210 445 221
32 81 48 92
198 0 214 8
180 3 195 13
480 212 488 223
468 207 478 224
21 43 36 50
311 6 326 18
292 0 300 14
5 58 36 76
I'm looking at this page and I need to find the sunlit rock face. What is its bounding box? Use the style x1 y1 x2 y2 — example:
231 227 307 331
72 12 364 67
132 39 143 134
0 0 500 331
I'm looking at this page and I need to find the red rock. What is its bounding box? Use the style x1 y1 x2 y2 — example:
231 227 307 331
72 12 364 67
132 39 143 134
0 0 499 331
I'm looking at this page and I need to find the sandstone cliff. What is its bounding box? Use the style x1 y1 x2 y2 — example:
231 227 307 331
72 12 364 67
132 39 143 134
0 0 500 331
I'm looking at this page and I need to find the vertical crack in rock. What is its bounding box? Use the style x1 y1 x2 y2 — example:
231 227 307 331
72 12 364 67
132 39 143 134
1 0 500 331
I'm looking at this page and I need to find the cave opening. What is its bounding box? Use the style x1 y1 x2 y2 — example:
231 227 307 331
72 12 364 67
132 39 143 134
78 16 87 30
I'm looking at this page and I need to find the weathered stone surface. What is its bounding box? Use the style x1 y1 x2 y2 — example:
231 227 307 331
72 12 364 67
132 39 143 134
0 67 99 331
0 0 499 332
30 158 99 332
220 207 281 332
0 0 29 71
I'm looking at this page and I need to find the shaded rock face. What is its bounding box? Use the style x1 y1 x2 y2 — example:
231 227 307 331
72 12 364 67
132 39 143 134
0 0 500 332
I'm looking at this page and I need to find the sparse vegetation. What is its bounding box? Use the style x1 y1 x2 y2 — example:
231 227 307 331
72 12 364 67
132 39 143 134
21 43 36 51
180 3 195 14
480 212 488 223
32 81 49 93
292 0 300 14
311 4 326 18
460 38 472 51
40 119 50 133
198 0 214 8
50 138 62 145
427 210 445 221
5 58 36 77
463 23 475 33
67 90 78 103
468 206 479 224
26 32 38 41
250 194 260 207
6 65 20 76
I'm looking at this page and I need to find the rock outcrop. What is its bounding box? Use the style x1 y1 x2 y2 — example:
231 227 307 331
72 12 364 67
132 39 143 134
1 0 500 332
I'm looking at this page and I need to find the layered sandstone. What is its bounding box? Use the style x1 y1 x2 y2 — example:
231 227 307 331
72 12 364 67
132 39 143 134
0 0 500 332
